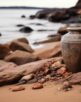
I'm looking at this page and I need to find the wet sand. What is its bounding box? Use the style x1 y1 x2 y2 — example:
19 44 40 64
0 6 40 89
0 83 81 102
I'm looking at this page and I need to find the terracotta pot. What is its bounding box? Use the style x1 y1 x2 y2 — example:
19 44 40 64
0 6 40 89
61 27 81 73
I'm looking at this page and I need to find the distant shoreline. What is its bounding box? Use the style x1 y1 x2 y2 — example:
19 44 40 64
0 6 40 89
0 6 48 9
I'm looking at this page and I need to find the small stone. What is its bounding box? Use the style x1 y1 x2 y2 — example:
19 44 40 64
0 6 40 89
57 67 66 75
45 75 51 80
38 78 46 84
51 61 63 69
21 74 34 81
21 15 26 18
10 86 25 92
62 81 72 91
18 74 34 85
32 83 43 90
44 68 50 74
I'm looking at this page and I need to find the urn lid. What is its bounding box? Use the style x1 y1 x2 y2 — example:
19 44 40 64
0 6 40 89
67 27 81 32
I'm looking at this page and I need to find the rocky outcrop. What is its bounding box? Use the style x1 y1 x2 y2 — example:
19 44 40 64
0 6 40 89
19 26 33 33
4 50 39 65
9 38 34 53
34 1 81 23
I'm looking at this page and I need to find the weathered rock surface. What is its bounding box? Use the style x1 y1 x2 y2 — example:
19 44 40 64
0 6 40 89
0 57 62 86
4 50 39 65
34 42 61 59
0 44 10 59
0 60 9 67
19 26 33 33
9 38 34 53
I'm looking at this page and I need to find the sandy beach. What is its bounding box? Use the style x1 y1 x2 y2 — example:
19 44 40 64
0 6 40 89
0 83 81 102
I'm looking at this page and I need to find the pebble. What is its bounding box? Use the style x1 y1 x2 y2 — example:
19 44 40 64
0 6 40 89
38 78 46 84
60 81 72 91
10 86 25 92
32 83 43 90
57 67 66 75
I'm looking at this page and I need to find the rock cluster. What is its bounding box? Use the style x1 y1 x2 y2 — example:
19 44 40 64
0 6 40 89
34 1 81 23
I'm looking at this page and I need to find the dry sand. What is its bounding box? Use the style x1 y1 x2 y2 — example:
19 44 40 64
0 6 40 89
0 82 81 102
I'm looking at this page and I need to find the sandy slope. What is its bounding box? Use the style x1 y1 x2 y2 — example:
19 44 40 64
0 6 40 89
0 82 81 102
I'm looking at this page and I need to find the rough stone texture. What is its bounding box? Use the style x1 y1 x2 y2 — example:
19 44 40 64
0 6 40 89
0 62 17 72
4 50 39 65
0 57 62 86
0 44 11 59
9 38 34 53
34 42 61 59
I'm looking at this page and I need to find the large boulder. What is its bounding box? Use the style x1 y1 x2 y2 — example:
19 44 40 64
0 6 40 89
4 50 39 65
9 38 34 53
19 26 33 33
0 44 10 59
33 42 61 59
48 11 70 22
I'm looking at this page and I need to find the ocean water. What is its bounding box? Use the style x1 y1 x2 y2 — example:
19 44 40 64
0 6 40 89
0 9 64 49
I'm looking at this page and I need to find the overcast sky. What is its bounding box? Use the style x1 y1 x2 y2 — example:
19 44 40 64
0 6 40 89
0 0 78 8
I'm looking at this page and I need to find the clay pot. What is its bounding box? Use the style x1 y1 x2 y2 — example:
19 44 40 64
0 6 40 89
61 27 81 73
